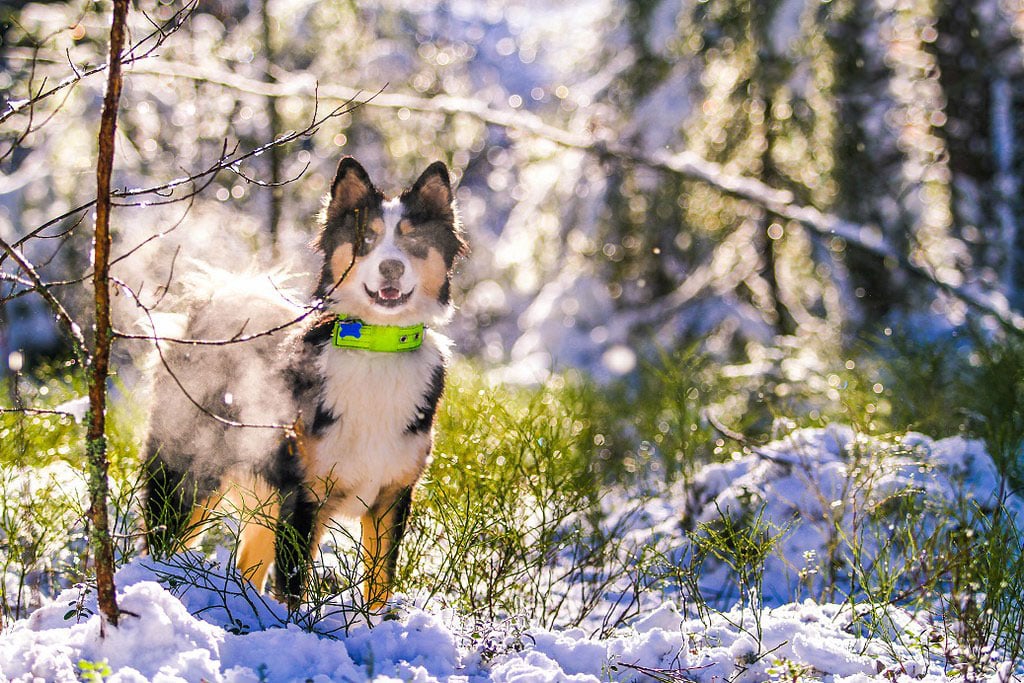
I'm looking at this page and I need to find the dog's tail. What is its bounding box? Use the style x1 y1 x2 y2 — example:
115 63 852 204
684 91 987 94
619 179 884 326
132 262 310 475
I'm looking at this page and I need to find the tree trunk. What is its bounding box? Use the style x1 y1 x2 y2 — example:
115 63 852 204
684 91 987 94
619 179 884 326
262 0 282 251
88 0 130 634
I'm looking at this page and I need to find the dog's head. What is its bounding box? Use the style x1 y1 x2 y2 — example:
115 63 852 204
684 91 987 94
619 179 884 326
314 157 468 326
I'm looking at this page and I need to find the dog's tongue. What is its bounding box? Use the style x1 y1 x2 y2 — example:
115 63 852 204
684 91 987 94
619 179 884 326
379 286 402 301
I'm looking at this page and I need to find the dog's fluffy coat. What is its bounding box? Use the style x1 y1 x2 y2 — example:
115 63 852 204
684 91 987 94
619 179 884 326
143 157 466 609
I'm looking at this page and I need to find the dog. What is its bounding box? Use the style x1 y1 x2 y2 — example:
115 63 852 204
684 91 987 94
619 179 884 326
142 157 467 611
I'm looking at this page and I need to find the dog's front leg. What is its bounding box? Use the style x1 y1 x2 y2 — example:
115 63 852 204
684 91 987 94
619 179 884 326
361 485 413 612
273 485 318 609
269 423 318 608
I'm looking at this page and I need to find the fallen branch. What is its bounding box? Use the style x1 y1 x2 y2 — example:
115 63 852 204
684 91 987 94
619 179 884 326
9 48 1021 334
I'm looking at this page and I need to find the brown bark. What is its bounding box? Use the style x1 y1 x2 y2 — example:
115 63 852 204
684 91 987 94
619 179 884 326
87 0 130 633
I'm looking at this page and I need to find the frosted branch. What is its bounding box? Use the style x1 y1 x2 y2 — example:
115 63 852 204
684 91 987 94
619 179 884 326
124 60 1024 334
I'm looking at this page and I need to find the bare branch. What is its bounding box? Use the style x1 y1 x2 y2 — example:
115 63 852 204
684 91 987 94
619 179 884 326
0 1 198 126
230 159 311 188
112 91 371 204
2 91 357 268
109 192 196 269
2 198 188 299
0 407 75 418
112 278 319 346
3 206 89 258
0 237 87 358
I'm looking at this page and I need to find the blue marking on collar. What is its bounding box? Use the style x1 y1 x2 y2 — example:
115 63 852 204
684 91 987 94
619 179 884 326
337 320 363 339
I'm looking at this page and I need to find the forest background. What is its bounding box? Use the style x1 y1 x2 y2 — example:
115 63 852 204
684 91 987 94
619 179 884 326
4 0 1023 379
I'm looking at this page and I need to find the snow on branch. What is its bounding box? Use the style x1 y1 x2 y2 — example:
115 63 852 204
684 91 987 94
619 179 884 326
623 146 1024 335
123 60 1024 336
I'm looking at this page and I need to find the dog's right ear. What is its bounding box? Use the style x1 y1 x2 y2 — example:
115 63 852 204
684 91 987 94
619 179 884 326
329 157 377 214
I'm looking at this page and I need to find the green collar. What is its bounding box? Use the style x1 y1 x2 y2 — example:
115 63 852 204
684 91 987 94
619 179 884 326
331 316 425 352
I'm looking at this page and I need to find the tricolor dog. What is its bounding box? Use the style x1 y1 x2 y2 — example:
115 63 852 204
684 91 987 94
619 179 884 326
143 157 467 610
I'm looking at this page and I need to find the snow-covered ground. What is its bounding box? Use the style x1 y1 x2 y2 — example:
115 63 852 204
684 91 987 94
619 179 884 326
1 576 977 682
2 426 1021 682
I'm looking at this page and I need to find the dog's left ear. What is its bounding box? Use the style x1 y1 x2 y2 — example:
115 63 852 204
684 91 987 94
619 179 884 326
405 161 454 218
404 161 468 265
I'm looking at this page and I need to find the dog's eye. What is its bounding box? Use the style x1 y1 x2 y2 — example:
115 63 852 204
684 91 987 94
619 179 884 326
362 233 376 245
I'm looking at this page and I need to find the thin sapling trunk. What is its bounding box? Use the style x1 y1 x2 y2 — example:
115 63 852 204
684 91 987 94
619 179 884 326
87 0 130 632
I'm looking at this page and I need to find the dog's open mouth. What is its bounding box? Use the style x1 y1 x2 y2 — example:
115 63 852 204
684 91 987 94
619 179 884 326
365 284 414 308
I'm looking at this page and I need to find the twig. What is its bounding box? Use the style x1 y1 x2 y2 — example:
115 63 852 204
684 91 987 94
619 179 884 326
150 245 181 309
0 407 75 418
0 237 87 359
109 193 196 270
614 660 708 682
65 49 81 79
230 159 310 188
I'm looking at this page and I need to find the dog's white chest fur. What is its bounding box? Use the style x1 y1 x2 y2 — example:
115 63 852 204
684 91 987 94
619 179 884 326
310 330 449 518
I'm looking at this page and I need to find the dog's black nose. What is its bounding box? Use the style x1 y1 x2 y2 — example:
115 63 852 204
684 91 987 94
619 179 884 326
379 259 405 281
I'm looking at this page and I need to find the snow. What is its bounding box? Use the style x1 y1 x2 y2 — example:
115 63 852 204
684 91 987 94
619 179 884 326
0 579 949 682
646 425 1024 607
2 427 1021 681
